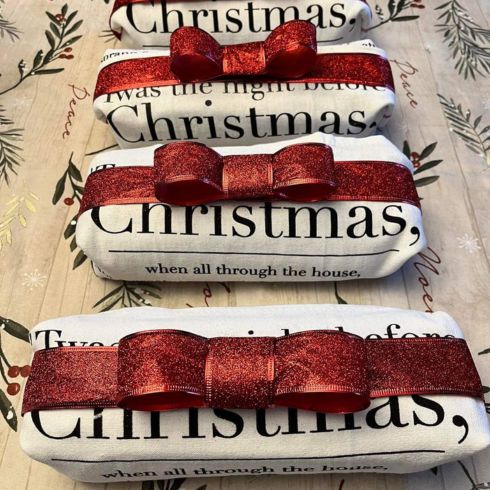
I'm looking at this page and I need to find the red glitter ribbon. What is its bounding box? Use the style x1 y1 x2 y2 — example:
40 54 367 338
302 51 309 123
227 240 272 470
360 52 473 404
170 21 317 82
22 330 483 415
94 51 394 99
78 142 420 212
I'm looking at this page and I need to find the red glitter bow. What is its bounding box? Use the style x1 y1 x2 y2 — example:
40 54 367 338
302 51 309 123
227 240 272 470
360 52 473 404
78 145 420 215
169 20 316 83
154 142 335 205
22 330 483 415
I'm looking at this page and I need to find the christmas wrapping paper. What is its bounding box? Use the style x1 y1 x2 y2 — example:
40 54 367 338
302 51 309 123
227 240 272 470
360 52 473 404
93 40 395 148
20 304 490 482
75 133 425 282
110 0 372 48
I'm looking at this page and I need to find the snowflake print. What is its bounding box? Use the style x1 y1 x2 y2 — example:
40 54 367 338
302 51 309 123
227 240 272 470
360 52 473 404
21 269 46 290
457 234 481 254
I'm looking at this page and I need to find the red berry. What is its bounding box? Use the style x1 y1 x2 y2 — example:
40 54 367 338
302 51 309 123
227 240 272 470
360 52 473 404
7 365 20 378
7 383 20 396
59 54 67 59
64 197 74 206
64 47 73 53
66 55 74 60
20 365 31 378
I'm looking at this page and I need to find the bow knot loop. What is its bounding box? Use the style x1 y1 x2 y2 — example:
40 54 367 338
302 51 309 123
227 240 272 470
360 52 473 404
273 143 336 201
170 20 317 83
153 142 336 205
170 26 225 82
154 142 224 205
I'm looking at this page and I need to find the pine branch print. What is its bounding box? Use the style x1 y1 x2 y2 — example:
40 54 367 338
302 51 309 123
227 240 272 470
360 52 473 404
435 0 490 80
0 106 13 125
368 0 425 31
0 0 20 42
0 126 23 185
439 95 490 165
100 28 117 43
93 282 162 312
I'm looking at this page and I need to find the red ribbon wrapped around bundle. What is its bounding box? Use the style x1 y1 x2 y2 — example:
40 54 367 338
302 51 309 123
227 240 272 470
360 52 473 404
94 22 394 98
23 330 483 415
170 20 317 82
78 142 421 211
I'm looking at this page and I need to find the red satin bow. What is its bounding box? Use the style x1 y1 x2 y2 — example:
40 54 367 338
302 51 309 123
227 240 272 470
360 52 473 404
154 142 335 205
170 20 317 83
22 330 483 415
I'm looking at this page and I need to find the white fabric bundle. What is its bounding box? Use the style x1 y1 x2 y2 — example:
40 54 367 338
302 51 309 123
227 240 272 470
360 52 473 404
110 0 372 48
93 41 395 149
76 133 426 282
21 304 490 482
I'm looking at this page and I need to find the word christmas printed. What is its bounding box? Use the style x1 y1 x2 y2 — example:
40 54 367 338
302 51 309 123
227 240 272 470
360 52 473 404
110 0 372 48
76 133 425 281
93 38 394 148
21 305 490 482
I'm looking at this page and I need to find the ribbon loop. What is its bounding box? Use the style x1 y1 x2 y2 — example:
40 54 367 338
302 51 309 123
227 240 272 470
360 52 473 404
154 142 224 205
170 26 224 83
170 20 317 83
117 330 207 411
273 143 336 201
153 142 336 206
264 20 318 78
275 331 369 413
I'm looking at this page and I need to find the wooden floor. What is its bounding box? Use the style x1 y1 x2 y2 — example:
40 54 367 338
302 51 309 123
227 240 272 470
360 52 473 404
0 1 489 489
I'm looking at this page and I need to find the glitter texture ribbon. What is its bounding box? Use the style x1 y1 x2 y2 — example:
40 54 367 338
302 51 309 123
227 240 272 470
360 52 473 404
169 21 317 82
153 142 336 205
22 330 483 415
94 50 394 98
78 142 420 212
